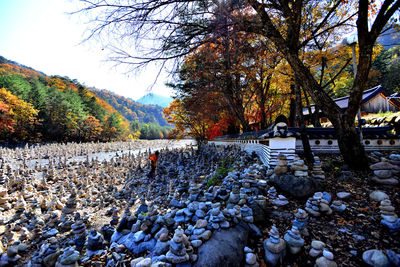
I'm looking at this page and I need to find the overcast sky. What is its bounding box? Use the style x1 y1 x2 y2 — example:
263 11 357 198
0 0 173 100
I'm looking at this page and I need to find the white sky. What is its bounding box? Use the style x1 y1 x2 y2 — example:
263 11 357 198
0 0 173 100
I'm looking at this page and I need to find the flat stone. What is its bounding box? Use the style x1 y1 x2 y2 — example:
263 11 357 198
369 191 389 202
374 170 393 179
371 176 399 185
370 162 396 170
336 192 351 199
311 240 325 250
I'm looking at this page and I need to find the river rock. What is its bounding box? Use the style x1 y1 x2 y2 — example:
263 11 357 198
362 249 390 267
194 221 249 267
270 173 317 199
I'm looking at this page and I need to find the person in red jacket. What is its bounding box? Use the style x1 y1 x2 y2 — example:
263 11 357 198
148 150 159 178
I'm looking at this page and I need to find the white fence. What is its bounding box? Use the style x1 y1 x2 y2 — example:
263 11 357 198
210 140 271 167
211 136 400 169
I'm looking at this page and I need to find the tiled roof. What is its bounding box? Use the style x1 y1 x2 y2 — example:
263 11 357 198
303 85 383 115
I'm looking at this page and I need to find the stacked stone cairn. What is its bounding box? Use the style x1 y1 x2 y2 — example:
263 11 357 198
370 161 399 185
15 193 27 213
379 199 400 232
290 156 308 177
227 186 240 206
0 246 21 266
153 228 170 258
240 205 254 223
315 249 337 267
71 215 87 251
267 186 288 206
293 208 309 236
0 187 10 210
274 154 288 175
305 192 332 217
63 191 78 215
244 247 258 267
86 230 106 258
309 240 326 257
311 156 325 180
283 226 304 254
263 225 286 266
165 227 190 264
110 208 119 226
55 246 80 267
30 237 62 266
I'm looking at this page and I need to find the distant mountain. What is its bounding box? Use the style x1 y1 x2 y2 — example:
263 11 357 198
378 28 400 49
93 89 169 126
136 93 173 108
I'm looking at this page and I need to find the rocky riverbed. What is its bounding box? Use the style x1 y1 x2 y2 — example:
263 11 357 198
0 141 399 267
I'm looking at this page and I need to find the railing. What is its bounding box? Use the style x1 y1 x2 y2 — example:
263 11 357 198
210 139 271 167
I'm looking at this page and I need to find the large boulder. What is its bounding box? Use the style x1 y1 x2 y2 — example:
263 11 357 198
270 174 319 199
193 221 249 267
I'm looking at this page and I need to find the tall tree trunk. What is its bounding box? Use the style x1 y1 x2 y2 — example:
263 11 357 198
293 81 314 164
285 52 369 170
333 118 369 169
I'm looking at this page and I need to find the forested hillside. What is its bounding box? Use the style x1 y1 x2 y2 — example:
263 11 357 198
0 56 170 142
92 89 169 126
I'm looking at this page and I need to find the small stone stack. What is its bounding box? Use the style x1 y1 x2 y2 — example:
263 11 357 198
370 161 399 185
71 216 87 251
0 171 6 186
166 227 190 264
209 205 229 229
270 195 289 207
15 193 27 213
331 200 347 212
41 238 62 267
188 182 201 201
283 226 304 254
0 246 21 266
227 186 240 206
290 157 308 177
379 199 400 232
86 230 106 257
61 190 77 216
309 240 325 257
153 230 170 257
263 226 286 267
244 247 258 267
311 156 325 180
305 192 332 217
0 187 10 210
274 154 288 175
292 209 308 233
240 205 254 223
267 187 277 201
55 247 80 267
316 249 337 267
110 208 119 226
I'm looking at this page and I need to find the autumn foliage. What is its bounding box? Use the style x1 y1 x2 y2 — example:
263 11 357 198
0 56 170 142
